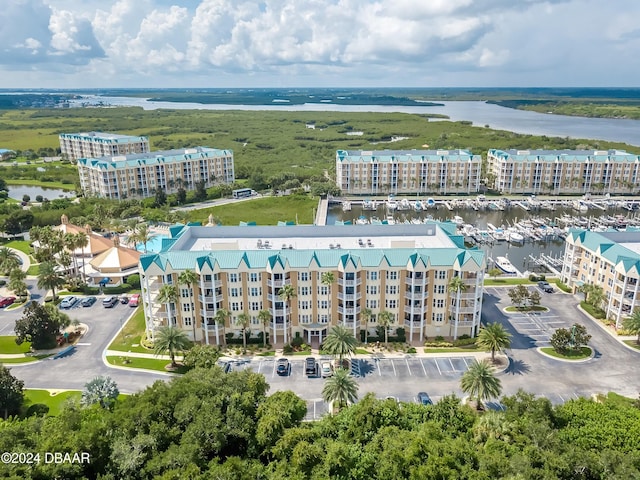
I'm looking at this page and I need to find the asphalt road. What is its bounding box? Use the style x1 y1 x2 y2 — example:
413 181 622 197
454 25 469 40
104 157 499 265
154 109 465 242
3 287 639 408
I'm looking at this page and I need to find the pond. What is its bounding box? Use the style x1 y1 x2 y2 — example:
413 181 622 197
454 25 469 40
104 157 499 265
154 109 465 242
8 184 76 201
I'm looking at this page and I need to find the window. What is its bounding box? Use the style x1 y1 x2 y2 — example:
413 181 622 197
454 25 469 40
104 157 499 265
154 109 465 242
386 271 398 280
204 275 212 282
437 270 447 280
250 287 261 297
299 286 310 296
367 285 378 295
433 299 445 308
228 273 239 283
385 299 397 309
300 314 311 324
230 288 241 297
367 271 378 281
250 301 261 311
367 299 378 309
299 300 310 310
434 285 445 294
181 288 190 298
318 314 328 323
318 300 329 309
298 272 309 281
184 317 192 326
182 303 191 312
249 272 260 282
386 285 397 295
231 302 242 312
319 286 328 296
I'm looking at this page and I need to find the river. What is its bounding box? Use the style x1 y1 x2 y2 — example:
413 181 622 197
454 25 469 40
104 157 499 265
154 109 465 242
71 96 640 146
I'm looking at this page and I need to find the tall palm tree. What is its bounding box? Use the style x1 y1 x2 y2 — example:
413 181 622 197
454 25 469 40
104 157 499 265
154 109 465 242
460 360 502 410
321 271 335 323
623 309 640 345
131 223 157 253
323 325 357 368
37 261 64 301
257 309 272 348
322 368 358 412
360 307 372 344
377 310 395 347
153 325 192 368
235 312 251 353
64 233 80 280
178 269 199 341
157 284 178 327
477 322 512 363
448 275 467 341
0 247 21 275
8 268 27 300
213 307 230 346
278 283 296 345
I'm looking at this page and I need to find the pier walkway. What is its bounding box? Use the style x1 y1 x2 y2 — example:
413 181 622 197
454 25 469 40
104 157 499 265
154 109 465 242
315 197 328 226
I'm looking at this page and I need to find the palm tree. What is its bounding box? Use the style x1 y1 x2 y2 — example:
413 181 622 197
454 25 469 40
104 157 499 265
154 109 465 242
477 322 512 363
278 283 296 345
37 261 64 301
623 309 640 345
377 310 395 348
448 275 467 340
257 309 272 348
178 269 199 340
153 325 192 368
323 325 357 368
460 360 502 410
213 308 230 346
131 223 157 253
8 268 27 300
235 313 251 353
322 368 358 412
321 271 335 323
0 247 21 275
157 284 178 327
360 307 372 344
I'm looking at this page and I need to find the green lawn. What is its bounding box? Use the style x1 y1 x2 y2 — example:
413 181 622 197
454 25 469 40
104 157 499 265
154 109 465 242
0 354 50 364
484 278 535 286
26 264 40 276
424 346 480 353
623 340 640 350
186 195 318 226
595 392 637 407
540 346 592 360
355 348 371 355
580 301 606 319
505 306 549 313
106 356 188 374
257 351 276 356
23 389 82 416
2 240 31 255
0 336 31 354
107 307 151 354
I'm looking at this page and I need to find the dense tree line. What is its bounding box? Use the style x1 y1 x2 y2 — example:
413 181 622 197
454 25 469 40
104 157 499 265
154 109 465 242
0 366 639 479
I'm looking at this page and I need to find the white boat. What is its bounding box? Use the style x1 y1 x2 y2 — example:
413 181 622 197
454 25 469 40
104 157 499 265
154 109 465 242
495 256 517 275
398 198 411 210
411 218 422 224
342 201 351 212
451 215 464 226
413 200 423 211
355 215 368 225
572 200 589 212
506 227 524 243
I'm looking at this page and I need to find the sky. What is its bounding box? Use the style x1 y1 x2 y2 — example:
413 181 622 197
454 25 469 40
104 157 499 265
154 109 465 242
1 0 639 89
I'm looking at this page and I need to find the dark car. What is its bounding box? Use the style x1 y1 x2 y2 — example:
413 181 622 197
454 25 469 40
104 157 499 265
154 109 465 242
417 392 433 405
81 296 97 307
119 296 129 304
305 357 317 376
0 297 16 308
537 281 553 293
276 358 290 376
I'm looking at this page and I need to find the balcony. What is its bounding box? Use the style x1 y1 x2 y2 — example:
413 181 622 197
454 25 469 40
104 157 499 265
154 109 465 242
202 323 224 332
338 278 362 287
338 321 357 329
404 305 423 315
338 306 361 315
267 278 291 288
337 292 362 301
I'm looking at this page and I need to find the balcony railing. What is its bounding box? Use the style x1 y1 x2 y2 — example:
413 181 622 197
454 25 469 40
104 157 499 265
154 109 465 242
338 278 362 287
267 278 291 288
202 323 224 332
337 292 362 301
338 306 361 315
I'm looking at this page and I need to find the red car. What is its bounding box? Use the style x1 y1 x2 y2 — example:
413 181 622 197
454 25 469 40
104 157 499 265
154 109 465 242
0 297 16 308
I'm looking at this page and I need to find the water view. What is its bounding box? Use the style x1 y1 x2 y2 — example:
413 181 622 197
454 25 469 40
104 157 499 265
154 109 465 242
8 184 75 201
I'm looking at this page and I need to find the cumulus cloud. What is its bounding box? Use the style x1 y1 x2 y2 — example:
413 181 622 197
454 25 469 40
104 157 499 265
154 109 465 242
0 0 639 86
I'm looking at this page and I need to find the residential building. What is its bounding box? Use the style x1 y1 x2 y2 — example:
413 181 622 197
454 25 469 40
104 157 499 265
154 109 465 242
0 149 15 161
59 131 150 160
77 147 234 200
336 149 482 195
562 228 640 327
488 149 640 195
139 223 485 346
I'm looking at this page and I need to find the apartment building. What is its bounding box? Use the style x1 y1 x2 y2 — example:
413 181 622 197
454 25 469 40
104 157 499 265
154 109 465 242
336 149 482 195
59 132 150 160
488 149 640 195
139 223 485 346
562 228 640 327
77 147 234 200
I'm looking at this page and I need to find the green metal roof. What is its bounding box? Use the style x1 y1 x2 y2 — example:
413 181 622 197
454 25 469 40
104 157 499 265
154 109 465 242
489 148 639 163
567 228 640 274
336 149 480 163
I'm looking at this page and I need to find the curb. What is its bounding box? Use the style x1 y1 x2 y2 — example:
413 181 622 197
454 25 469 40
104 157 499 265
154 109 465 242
536 346 595 363
576 304 640 354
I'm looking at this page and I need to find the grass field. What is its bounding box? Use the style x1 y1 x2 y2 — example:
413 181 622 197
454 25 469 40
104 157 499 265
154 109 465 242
623 340 640 350
106 356 188 374
26 264 39 276
107 307 150 354
0 354 50 364
187 195 318 225
0 336 31 354
2 240 31 255
540 346 592 360
23 389 82 416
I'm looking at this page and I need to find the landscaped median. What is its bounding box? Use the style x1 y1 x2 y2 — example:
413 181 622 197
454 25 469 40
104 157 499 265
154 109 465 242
538 346 594 361
105 354 188 374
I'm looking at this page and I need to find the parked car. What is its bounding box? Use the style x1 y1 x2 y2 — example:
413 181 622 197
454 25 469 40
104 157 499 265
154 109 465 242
305 357 317 376
128 294 140 307
102 296 119 308
417 392 433 405
321 362 333 378
216 360 231 373
119 296 129 304
81 296 97 307
276 358 290 376
59 296 78 309
537 281 554 293
0 297 16 308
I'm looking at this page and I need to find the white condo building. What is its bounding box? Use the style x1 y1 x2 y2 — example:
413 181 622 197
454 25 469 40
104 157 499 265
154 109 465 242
59 132 150 160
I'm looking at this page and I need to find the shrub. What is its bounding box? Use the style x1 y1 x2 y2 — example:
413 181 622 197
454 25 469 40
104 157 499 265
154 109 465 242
396 327 406 342
453 337 477 347
283 344 294 354
0 279 6 287
26 404 50 417
291 335 304 348
126 274 140 288
435 335 445 342
407 347 417 354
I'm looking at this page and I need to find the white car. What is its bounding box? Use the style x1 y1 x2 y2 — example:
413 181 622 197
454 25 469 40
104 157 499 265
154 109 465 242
321 362 333 378
59 296 78 309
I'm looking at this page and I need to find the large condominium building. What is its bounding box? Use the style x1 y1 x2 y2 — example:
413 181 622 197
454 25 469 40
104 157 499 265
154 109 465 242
77 147 234 200
139 223 485 346
59 132 150 160
488 149 640 195
562 228 640 327
336 149 482 195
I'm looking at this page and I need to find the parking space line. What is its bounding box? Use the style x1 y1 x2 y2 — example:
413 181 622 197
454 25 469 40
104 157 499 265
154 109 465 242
448 358 456 372
390 360 397 376
557 393 565 403
434 359 442 375
573 393 580 399
462 357 471 368
405 358 412 376
272 361 277 378
420 359 427 376
257 362 262 374
376 359 381 376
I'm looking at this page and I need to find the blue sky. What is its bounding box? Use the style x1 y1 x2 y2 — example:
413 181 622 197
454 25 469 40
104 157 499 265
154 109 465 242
1 0 639 88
